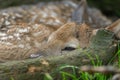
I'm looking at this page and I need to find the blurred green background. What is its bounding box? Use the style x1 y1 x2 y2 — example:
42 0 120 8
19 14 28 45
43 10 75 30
87 0 120 17
0 0 120 17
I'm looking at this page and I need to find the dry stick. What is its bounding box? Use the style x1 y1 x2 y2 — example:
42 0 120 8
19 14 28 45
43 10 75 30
112 74 120 80
80 66 120 74
79 66 120 80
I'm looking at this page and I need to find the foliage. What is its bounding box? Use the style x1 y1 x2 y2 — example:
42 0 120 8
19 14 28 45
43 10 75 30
87 0 120 17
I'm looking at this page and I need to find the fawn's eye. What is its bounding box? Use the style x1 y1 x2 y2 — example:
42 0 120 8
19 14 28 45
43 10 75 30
62 47 76 51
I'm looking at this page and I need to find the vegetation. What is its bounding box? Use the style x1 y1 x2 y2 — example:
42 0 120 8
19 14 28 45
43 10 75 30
87 0 120 17
42 44 120 80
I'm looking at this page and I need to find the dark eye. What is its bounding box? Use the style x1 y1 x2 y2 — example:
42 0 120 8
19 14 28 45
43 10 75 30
62 47 76 51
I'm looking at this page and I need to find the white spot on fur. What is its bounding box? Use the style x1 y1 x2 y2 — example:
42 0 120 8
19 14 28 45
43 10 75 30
18 28 29 33
26 43 31 49
0 41 12 45
41 12 48 18
1 37 8 40
14 33 20 37
55 19 61 24
18 44 24 48
0 32 7 36
6 42 13 45
8 35 14 39
33 31 42 37
15 13 23 18
14 33 21 40
2 12 9 16
26 37 31 41
5 21 10 25
33 24 39 29
50 12 57 17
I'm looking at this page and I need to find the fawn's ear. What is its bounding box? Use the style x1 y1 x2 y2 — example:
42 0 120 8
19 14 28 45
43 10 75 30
77 23 92 48
106 19 120 39
47 22 76 42
72 0 111 27
71 0 89 24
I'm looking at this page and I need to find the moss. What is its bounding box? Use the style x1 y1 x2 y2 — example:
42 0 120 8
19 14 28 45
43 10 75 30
15 72 44 80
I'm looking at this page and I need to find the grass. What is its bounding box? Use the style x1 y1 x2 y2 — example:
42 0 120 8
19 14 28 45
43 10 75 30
58 54 110 80
79 72 108 80
117 43 120 68
43 58 110 80
43 64 110 80
44 73 54 80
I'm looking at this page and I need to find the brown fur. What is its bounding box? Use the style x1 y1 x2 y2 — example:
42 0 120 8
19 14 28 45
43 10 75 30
77 23 92 48
106 19 120 39
0 0 112 61
0 22 80 60
34 22 79 56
